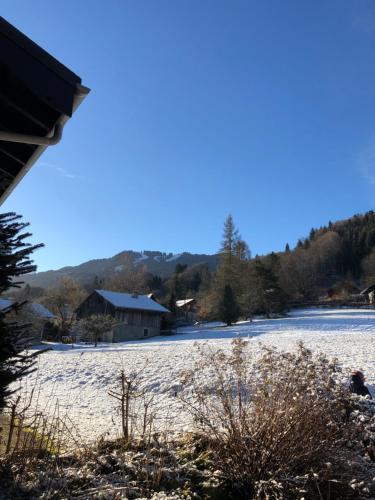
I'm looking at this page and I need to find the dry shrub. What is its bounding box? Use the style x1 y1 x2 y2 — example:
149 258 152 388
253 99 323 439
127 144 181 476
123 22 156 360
108 364 156 445
181 339 375 499
0 389 68 458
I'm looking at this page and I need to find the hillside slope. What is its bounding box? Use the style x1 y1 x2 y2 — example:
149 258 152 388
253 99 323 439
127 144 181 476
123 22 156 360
25 250 219 289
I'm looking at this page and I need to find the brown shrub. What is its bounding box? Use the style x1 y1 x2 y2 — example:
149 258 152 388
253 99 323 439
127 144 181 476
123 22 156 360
180 339 375 499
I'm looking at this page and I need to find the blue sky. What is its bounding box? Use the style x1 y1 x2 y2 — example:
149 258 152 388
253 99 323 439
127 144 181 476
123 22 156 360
2 1 375 272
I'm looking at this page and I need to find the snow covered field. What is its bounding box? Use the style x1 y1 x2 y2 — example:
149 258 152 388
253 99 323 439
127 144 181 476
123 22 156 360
22 308 375 443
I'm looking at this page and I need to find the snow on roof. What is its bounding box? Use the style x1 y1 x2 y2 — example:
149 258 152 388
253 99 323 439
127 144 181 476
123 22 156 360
30 303 55 319
0 299 54 318
0 298 12 310
176 298 196 308
95 290 170 314
360 285 375 295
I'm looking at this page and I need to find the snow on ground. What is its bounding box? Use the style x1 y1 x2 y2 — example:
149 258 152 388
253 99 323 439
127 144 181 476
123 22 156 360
134 252 149 264
166 253 182 262
20 308 375 443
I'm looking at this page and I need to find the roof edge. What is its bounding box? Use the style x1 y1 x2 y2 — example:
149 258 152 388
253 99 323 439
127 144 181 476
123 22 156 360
0 83 90 205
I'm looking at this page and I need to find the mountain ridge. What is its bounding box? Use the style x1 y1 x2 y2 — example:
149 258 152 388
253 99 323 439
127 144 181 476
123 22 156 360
25 250 219 289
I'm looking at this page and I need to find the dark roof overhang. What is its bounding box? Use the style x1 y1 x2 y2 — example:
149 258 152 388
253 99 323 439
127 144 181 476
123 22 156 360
0 16 90 204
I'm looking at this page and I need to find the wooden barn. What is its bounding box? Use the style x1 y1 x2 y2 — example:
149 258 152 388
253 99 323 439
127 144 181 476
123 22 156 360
76 289 170 342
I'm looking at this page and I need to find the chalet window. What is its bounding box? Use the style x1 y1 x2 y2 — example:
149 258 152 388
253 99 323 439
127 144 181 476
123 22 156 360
143 328 148 337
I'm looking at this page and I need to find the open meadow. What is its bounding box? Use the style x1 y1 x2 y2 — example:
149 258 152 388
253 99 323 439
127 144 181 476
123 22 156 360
19 307 375 443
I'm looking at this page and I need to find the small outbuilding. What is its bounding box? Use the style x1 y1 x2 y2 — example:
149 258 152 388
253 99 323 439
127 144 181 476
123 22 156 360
0 298 55 342
76 289 170 341
176 298 197 323
360 285 375 305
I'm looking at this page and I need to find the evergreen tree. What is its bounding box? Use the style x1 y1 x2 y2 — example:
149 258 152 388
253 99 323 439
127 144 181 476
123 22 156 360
0 213 43 409
216 215 250 298
303 239 310 250
218 284 241 326
221 214 239 256
171 273 185 299
168 291 176 314
215 215 251 316
175 263 187 274
249 259 287 318
285 243 290 253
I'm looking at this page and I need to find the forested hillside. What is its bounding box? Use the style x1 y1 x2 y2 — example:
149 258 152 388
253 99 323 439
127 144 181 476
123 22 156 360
22 250 219 289
280 210 375 298
189 211 375 321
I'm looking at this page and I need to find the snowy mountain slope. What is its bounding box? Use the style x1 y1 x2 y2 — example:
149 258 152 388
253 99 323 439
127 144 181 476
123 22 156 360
23 308 375 442
23 250 219 289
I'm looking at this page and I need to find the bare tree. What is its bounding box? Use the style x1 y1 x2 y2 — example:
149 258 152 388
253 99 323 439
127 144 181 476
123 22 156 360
79 314 117 347
108 364 155 442
43 277 87 335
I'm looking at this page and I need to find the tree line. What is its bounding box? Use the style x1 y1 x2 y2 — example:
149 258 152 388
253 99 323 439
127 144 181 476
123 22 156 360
8 210 375 333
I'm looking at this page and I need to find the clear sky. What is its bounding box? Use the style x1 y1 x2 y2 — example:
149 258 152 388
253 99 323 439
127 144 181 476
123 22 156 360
2 1 375 272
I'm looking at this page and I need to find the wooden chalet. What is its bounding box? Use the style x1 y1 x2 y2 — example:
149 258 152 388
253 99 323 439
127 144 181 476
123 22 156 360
76 289 170 342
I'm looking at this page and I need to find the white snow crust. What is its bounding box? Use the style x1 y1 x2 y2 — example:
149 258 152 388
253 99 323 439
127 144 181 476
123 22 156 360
22 308 375 442
95 290 169 313
134 253 149 264
166 253 182 262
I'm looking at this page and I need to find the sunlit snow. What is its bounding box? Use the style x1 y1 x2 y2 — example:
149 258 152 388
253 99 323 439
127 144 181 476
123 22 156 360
21 308 375 442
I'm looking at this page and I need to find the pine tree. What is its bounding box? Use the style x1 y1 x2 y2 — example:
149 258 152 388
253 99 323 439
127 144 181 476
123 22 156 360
250 259 287 318
218 284 241 326
0 212 43 409
168 291 176 314
215 215 251 316
218 214 239 285
175 263 187 274
221 214 239 256
217 215 249 289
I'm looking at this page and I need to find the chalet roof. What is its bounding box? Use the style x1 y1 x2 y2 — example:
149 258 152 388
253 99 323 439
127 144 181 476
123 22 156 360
95 290 170 314
360 285 375 295
0 298 13 310
0 298 54 318
0 16 89 204
176 298 196 308
29 303 55 319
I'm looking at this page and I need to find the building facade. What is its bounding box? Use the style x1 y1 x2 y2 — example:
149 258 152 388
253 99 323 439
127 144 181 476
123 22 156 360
76 289 169 342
